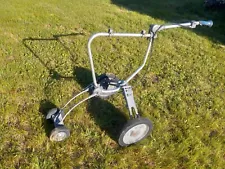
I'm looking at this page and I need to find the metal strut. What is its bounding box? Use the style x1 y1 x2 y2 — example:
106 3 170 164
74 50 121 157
122 85 139 118
50 89 96 127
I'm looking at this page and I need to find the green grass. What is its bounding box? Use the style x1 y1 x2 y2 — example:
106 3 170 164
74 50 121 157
0 0 225 168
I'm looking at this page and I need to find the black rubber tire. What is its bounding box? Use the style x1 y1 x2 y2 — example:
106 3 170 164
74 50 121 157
118 117 153 147
50 125 70 142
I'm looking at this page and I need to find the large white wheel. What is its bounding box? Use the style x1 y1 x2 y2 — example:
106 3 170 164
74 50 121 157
118 118 153 146
50 126 70 142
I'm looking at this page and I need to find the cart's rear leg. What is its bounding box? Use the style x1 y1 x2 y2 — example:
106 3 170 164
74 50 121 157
118 85 153 146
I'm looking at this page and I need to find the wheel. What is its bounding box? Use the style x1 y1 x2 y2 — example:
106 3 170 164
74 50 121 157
49 125 70 142
118 117 153 146
46 108 60 120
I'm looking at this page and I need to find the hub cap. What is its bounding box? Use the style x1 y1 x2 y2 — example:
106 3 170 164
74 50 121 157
52 132 67 141
123 124 149 144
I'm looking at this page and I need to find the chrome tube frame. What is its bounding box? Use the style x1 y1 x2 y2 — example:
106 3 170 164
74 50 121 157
61 88 89 109
87 20 207 92
150 21 202 33
53 20 213 122
62 93 97 121
87 32 153 91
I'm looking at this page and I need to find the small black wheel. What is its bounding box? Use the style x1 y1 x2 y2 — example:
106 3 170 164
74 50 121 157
118 117 153 146
49 125 70 142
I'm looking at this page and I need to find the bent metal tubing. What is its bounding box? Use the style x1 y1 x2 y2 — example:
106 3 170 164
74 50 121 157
86 20 213 94
87 32 153 90
62 93 97 121
47 20 213 145
61 20 213 121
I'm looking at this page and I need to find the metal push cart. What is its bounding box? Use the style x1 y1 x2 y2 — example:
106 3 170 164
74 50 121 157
46 20 213 146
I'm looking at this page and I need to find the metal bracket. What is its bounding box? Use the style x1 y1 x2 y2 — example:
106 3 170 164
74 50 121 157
52 110 65 127
108 28 113 36
190 21 197 28
122 85 139 118
141 30 146 37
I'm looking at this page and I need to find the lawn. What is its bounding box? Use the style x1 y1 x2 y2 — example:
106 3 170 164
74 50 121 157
0 0 224 168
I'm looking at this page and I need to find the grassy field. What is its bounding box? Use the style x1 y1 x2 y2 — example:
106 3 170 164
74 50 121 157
0 0 225 168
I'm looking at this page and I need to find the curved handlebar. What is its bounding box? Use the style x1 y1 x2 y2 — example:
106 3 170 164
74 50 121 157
87 32 153 87
199 20 213 27
149 20 213 34
88 19 213 88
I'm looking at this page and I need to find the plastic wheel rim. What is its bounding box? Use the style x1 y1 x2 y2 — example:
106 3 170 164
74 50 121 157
123 124 149 144
52 132 67 141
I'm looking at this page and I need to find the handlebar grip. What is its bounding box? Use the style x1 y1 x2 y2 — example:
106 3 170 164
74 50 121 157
199 20 213 27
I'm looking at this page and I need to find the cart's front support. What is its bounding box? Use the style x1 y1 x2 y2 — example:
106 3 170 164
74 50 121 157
46 108 65 126
46 93 97 126
62 93 97 121
61 88 90 109
52 109 65 126
122 85 139 118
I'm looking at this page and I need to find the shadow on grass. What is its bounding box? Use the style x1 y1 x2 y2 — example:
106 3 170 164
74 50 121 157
39 100 58 137
74 67 128 141
39 67 128 142
22 32 85 81
25 34 128 141
111 0 225 44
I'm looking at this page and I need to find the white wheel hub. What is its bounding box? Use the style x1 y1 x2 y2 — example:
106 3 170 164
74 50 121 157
53 132 67 141
123 124 149 144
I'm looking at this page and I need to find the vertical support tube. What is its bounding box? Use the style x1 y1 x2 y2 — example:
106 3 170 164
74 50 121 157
87 33 152 88
123 37 153 85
